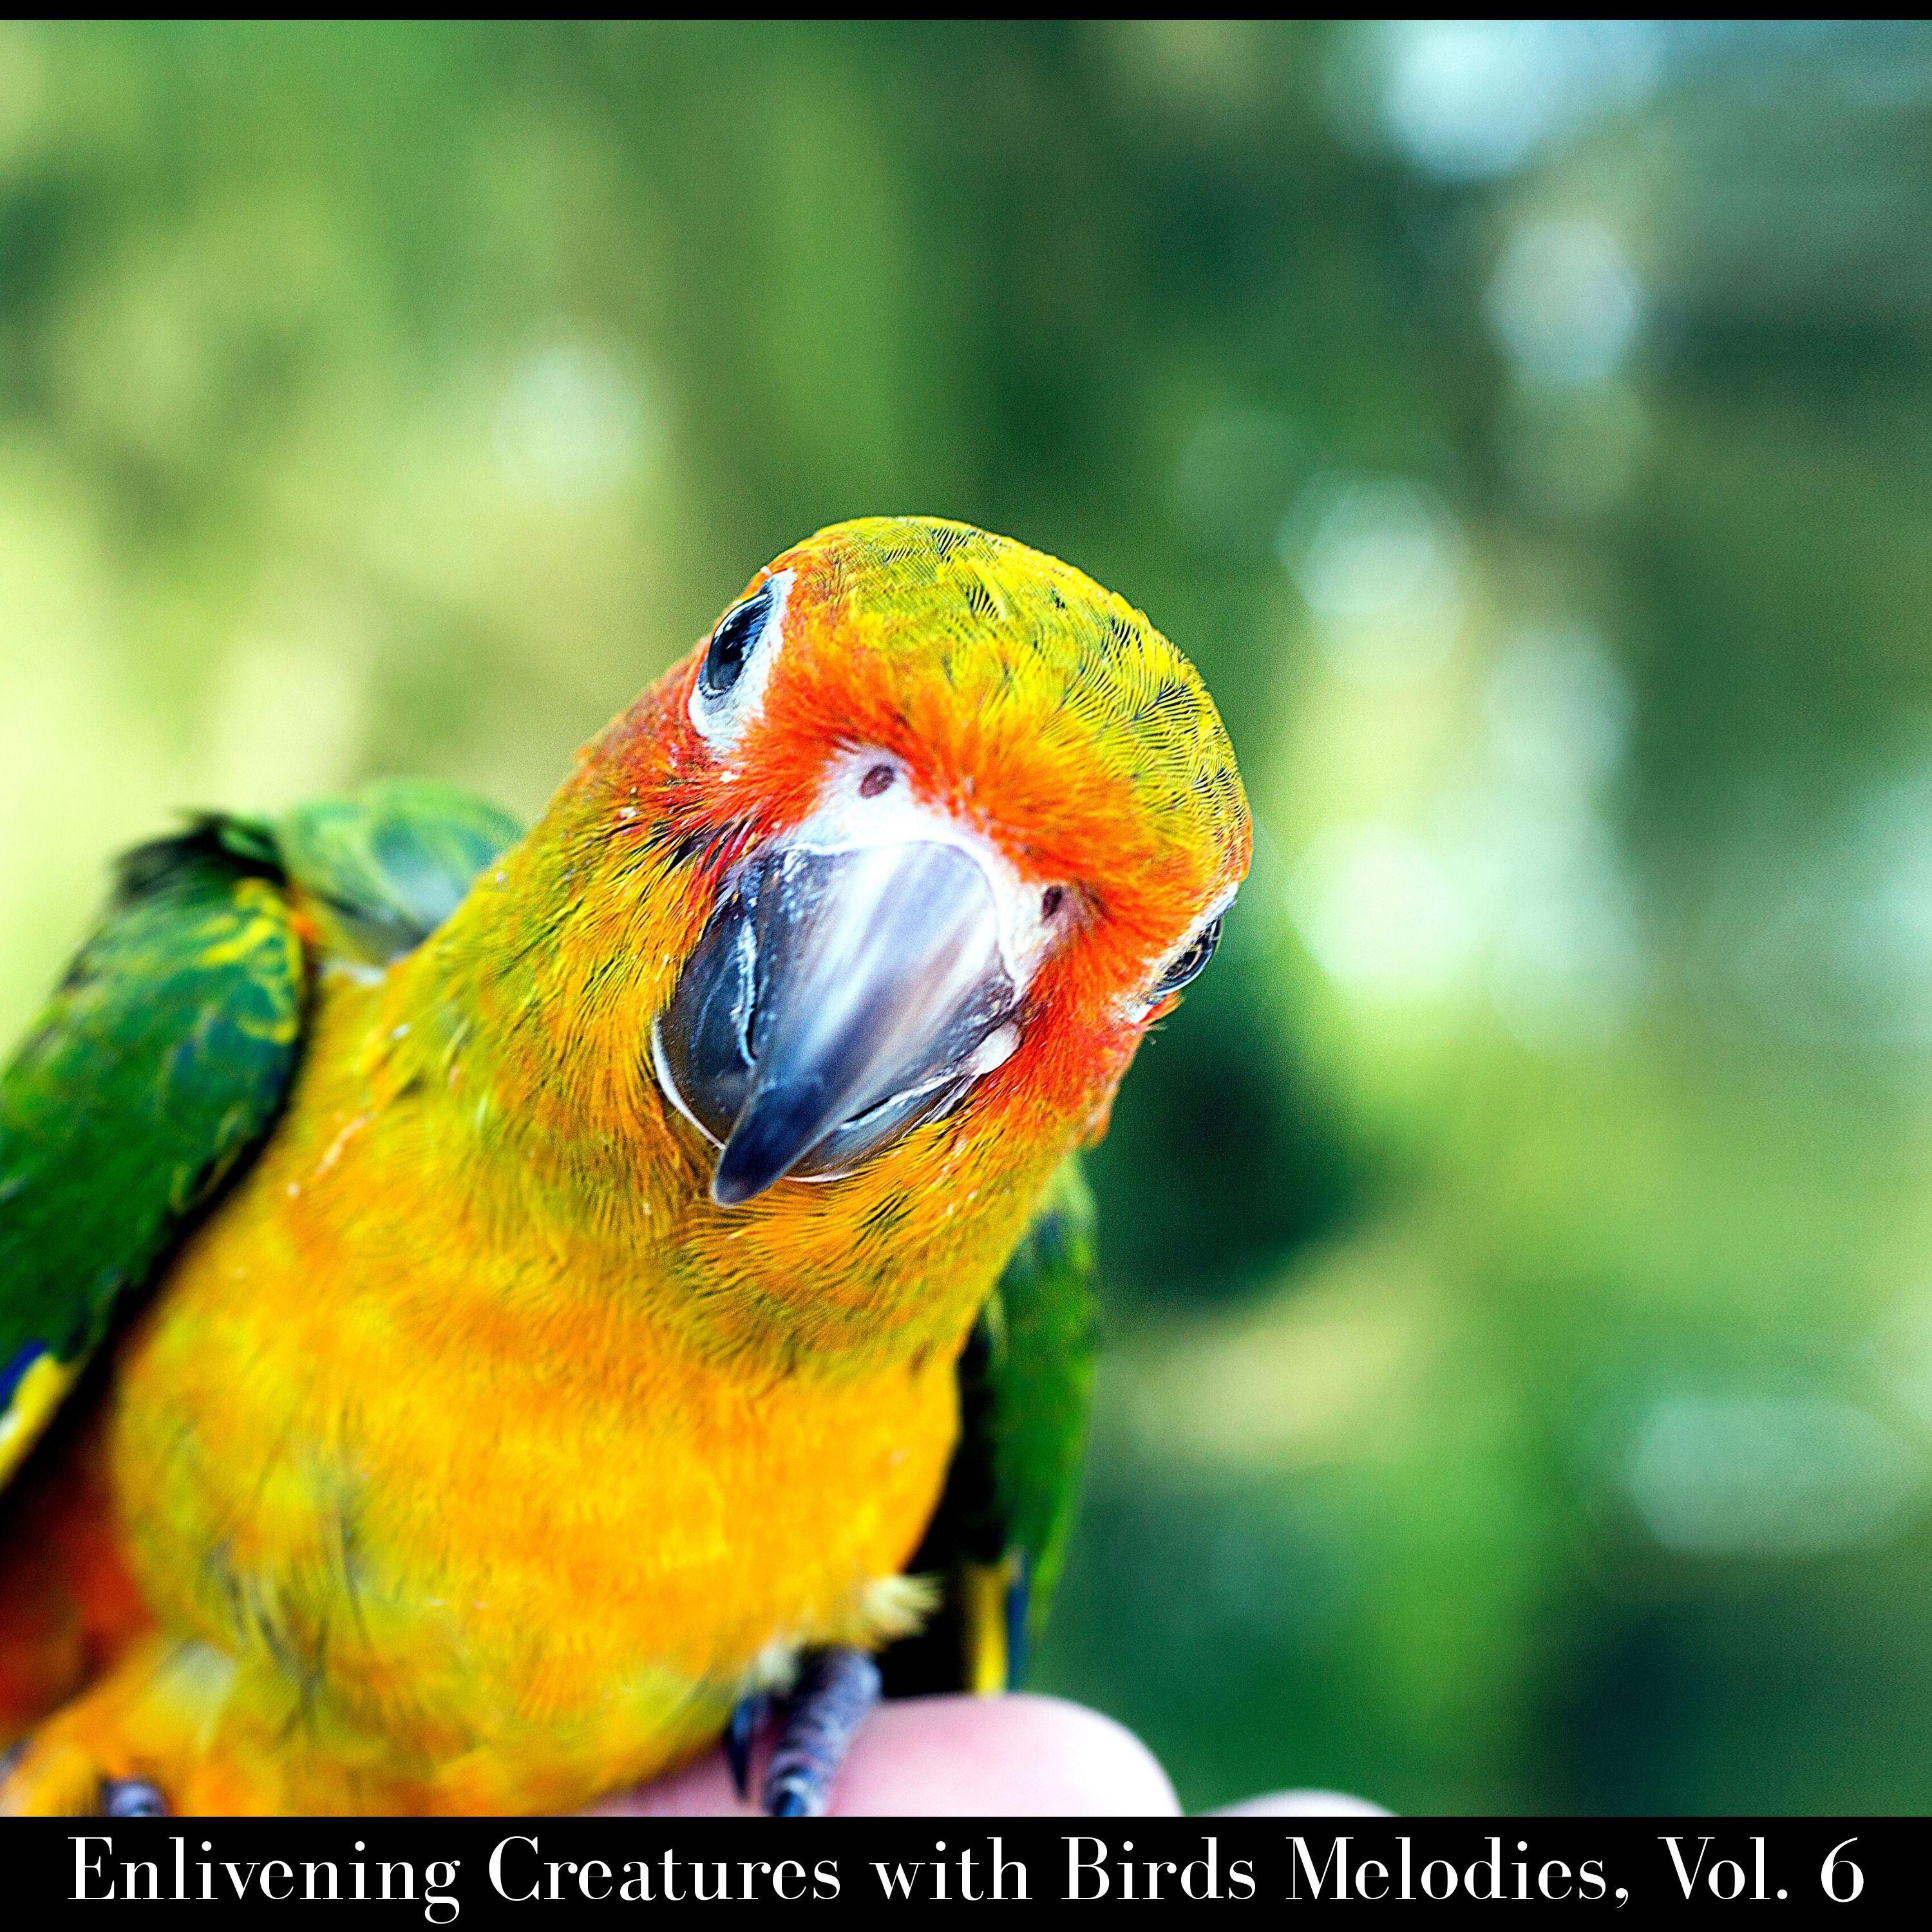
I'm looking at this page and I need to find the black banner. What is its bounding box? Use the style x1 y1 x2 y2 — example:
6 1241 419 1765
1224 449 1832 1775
4 1817 1926 1917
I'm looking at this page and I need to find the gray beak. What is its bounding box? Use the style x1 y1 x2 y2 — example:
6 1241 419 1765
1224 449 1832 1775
653 838 1021 1205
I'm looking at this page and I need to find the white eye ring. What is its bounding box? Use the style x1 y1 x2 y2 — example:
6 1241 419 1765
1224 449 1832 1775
1123 884 1238 1021
688 567 793 756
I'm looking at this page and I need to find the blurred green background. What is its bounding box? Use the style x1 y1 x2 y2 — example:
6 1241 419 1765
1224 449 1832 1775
5 21 1932 1813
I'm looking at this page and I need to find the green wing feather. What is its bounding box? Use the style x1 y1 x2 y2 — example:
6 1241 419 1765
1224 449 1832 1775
0 822 303 1486
276 781 524 965
0 781 520 1488
886 1158 1099 1695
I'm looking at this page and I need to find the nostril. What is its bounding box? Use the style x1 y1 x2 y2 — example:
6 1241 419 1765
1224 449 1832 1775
859 763 896 799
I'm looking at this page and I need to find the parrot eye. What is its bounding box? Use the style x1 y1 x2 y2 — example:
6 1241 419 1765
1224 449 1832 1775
690 570 793 750
700 589 768 700
1151 914 1222 999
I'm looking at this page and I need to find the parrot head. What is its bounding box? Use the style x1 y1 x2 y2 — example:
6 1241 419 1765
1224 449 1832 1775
619 516 1250 1209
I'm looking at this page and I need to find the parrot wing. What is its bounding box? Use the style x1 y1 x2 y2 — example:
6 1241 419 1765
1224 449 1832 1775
884 1157 1099 1696
0 781 521 1492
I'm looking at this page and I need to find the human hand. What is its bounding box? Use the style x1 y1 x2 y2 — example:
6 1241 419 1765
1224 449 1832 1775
588 1693 1383 1817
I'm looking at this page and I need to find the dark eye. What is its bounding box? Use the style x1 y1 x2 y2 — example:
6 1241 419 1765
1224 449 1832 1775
699 585 773 702
1151 915 1222 999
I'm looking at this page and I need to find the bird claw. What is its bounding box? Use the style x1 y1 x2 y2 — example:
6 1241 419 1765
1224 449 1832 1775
761 1647 880 1819
100 1777 169 1817
724 1692 769 1803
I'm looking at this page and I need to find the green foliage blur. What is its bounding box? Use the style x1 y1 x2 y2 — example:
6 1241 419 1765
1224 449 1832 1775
5 21 1932 1812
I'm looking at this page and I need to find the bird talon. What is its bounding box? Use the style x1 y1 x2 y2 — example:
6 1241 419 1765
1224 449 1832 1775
725 1692 769 1803
101 1777 169 1817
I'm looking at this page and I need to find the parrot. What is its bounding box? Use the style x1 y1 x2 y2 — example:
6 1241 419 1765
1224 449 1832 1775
0 515 1249 1816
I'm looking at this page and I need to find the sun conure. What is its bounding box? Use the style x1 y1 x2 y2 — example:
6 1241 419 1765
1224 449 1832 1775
0 516 1249 1815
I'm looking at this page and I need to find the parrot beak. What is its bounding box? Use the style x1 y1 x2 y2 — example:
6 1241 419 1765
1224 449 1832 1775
652 836 1023 1206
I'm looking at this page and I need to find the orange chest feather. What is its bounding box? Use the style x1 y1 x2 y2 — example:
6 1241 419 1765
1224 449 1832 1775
100 973 968 1747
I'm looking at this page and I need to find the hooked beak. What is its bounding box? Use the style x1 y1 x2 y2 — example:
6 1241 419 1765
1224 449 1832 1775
653 836 1021 1206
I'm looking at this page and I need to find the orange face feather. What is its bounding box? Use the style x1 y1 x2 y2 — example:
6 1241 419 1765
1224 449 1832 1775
486 517 1246 1210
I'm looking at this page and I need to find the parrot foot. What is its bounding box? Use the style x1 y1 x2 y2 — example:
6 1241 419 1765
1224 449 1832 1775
762 1646 880 1818
101 1777 170 1817
1 1733 177 1817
